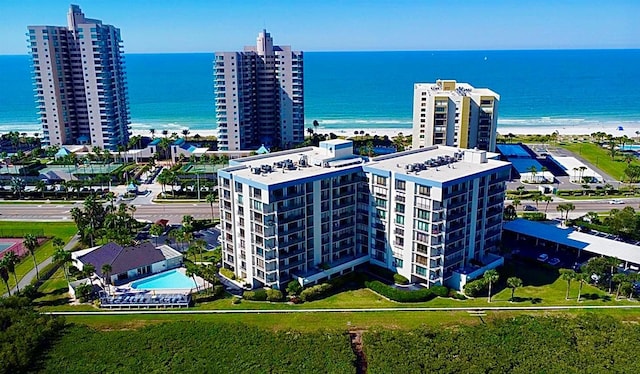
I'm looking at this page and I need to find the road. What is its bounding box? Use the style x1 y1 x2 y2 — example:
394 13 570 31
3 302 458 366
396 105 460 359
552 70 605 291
2 198 639 222
0 202 219 223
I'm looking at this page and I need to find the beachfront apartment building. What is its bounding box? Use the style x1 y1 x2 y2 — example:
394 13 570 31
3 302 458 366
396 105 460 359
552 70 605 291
214 30 304 152
28 5 130 150
412 80 499 152
218 139 510 291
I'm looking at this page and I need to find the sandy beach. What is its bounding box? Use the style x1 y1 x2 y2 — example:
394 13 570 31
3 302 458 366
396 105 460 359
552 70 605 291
131 122 640 141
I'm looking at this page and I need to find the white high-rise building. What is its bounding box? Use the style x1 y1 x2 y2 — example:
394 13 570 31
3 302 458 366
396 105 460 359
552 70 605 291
218 139 509 291
28 5 130 150
214 30 304 151
412 80 499 152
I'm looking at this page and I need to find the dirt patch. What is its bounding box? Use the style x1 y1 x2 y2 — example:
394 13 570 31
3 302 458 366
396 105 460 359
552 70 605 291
349 329 368 374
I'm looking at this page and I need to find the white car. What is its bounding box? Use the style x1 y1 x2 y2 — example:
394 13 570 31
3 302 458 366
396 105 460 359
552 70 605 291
609 199 624 205
537 253 549 262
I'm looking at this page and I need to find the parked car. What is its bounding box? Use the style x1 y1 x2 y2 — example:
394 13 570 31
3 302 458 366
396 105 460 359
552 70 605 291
548 258 561 266
523 205 537 211
609 199 624 205
537 253 549 262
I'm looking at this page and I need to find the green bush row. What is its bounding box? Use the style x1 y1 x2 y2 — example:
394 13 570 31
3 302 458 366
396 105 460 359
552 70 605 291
300 283 333 302
219 267 235 280
243 289 267 301
393 273 410 285
365 280 437 302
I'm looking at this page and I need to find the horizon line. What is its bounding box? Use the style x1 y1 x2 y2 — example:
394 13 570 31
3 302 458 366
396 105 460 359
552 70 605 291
1 47 639 56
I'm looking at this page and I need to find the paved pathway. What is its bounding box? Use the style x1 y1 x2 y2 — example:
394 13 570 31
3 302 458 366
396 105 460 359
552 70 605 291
45 304 640 315
3 234 80 297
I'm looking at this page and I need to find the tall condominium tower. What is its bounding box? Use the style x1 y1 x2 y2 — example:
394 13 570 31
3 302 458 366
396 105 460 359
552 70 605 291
28 5 130 150
214 30 304 151
412 80 499 152
218 139 509 291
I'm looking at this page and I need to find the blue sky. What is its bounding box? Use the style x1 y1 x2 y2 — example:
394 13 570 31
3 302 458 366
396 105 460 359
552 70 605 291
0 0 637 54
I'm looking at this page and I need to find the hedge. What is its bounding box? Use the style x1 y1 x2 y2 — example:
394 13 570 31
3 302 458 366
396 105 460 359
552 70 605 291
266 289 284 302
219 267 235 280
300 283 333 302
365 280 436 302
464 279 487 297
243 289 267 301
393 273 410 285
430 285 449 298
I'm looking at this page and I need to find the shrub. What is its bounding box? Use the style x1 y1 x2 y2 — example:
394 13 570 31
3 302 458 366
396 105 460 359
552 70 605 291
393 273 410 285
464 278 487 297
286 280 303 296
522 212 547 221
231 297 241 305
365 280 435 302
430 285 449 298
243 289 267 301
266 288 284 302
213 285 225 298
299 283 333 302
219 267 236 280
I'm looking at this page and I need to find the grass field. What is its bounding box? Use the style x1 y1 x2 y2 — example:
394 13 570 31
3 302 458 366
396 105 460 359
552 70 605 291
561 142 640 181
0 221 76 291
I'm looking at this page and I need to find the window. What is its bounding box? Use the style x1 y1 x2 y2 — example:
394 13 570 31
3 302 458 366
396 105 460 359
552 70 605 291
395 203 405 213
395 215 404 225
375 175 387 186
415 266 427 276
374 197 387 208
376 209 386 219
415 208 429 220
395 180 406 191
415 220 429 232
416 184 430 196
394 258 404 268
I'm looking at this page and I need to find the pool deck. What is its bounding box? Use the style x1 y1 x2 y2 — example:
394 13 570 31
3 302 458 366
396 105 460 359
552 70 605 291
99 268 210 309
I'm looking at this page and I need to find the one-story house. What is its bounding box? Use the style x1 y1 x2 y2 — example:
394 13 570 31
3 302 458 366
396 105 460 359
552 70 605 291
72 242 183 286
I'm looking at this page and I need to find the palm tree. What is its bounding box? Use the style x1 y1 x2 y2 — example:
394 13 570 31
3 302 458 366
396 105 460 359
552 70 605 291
83 263 96 286
559 268 575 300
53 247 72 284
181 128 190 141
162 129 169 138
150 223 163 246
542 195 553 213
35 179 46 198
24 234 39 281
101 264 112 289
206 193 217 222
506 276 523 301
512 198 521 211
185 263 199 293
3 251 19 294
483 269 499 303
612 273 627 299
149 128 156 138
527 165 538 183
0 259 10 296
576 272 589 302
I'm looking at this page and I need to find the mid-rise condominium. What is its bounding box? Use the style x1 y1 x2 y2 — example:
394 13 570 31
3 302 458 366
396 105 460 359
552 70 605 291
412 80 499 152
28 5 130 150
214 30 304 152
218 139 509 291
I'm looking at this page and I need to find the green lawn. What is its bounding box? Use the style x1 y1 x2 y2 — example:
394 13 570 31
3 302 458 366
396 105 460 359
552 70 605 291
0 221 77 291
562 142 640 181
33 267 70 308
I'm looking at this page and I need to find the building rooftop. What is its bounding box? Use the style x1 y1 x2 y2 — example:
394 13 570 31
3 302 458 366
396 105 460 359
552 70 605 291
222 143 364 188
503 219 640 265
366 146 509 183
415 80 499 99
76 242 173 277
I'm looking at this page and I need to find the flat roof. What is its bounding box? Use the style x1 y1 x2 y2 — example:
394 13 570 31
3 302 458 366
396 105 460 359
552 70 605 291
503 219 640 265
222 146 364 186
367 146 509 183
414 82 500 99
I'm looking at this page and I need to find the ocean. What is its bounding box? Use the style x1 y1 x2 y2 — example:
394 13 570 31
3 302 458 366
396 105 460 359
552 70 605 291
1 49 639 135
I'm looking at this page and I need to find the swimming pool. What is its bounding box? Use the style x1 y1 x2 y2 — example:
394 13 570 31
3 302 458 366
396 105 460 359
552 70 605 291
619 145 640 151
130 269 197 290
0 243 12 251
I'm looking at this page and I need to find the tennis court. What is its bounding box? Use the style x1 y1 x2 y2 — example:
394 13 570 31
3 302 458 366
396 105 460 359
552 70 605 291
182 164 226 174
0 239 26 259
40 163 123 176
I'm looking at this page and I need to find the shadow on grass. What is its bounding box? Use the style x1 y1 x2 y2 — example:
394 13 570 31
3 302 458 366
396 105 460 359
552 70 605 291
509 296 544 304
580 293 612 302
34 296 71 307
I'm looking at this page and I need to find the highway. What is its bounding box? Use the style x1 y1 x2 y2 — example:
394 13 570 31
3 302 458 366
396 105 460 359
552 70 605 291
0 198 638 222
0 202 219 223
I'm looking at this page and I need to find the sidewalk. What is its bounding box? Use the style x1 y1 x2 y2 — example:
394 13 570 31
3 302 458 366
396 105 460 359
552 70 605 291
3 234 80 297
